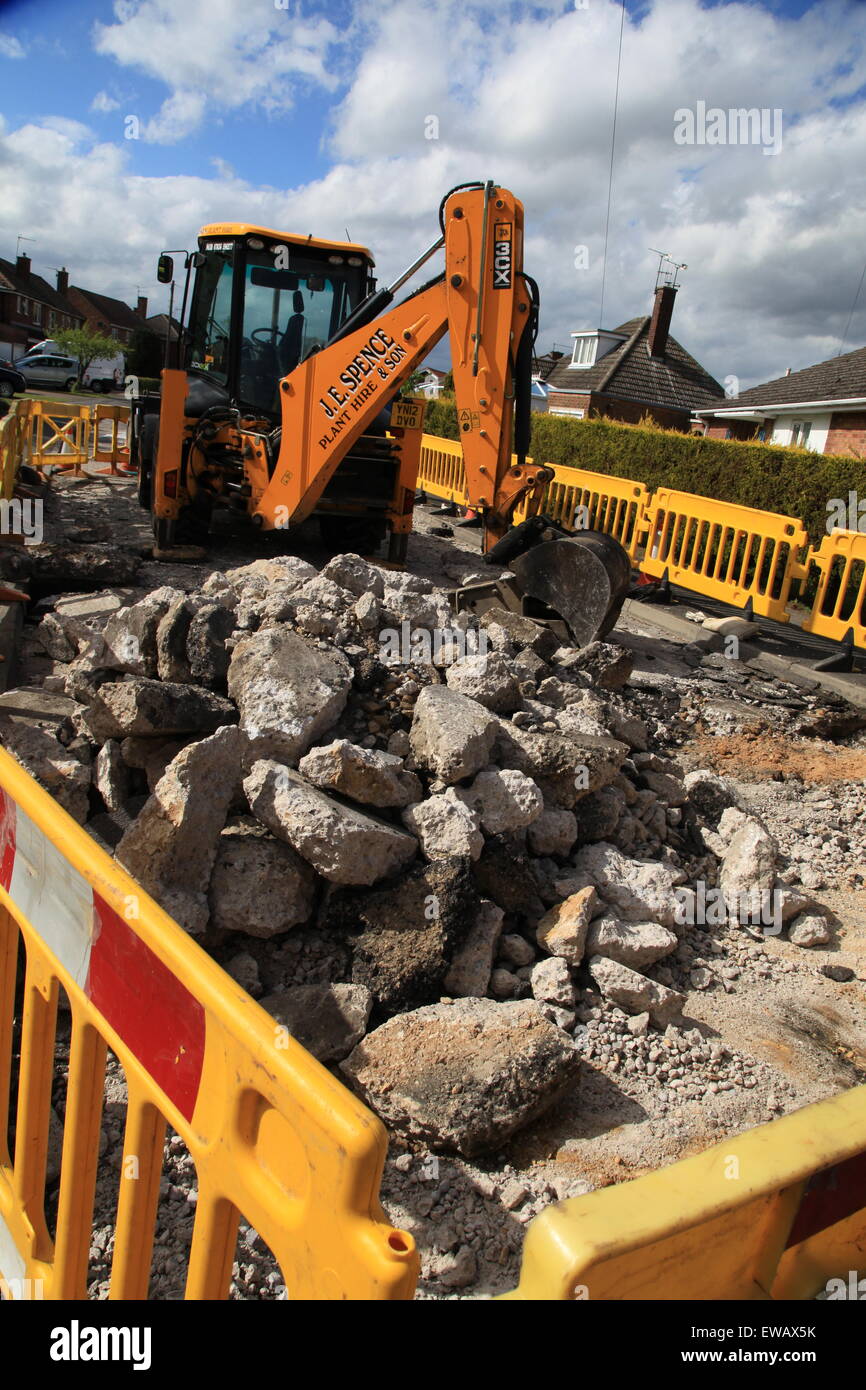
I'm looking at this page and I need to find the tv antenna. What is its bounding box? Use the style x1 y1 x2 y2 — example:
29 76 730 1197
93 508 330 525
650 248 687 290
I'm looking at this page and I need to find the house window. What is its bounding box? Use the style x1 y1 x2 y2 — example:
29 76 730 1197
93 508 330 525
33 302 42 325
17 296 29 316
791 421 812 448
48 311 56 330
571 335 597 367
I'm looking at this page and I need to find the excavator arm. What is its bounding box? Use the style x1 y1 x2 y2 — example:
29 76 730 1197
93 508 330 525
256 182 553 550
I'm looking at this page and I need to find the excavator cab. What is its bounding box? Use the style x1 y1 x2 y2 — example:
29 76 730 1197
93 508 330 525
184 226 375 422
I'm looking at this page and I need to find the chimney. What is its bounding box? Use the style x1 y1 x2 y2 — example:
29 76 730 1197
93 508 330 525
648 283 677 358
16 254 31 278
136 295 148 319
56 267 69 296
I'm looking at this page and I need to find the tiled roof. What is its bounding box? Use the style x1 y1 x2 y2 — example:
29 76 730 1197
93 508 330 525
545 316 724 411
0 258 81 316
70 286 143 332
700 343 866 410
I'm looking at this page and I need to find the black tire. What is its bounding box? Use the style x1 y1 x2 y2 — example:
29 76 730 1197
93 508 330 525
135 415 157 510
63 378 77 392
0 381 13 399
152 515 175 549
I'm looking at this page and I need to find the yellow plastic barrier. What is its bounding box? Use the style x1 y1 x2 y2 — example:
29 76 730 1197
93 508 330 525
418 432 468 504
800 528 866 649
641 487 809 622
0 746 417 1301
0 401 33 502
29 402 92 474
502 1084 866 1300
515 464 650 559
90 402 131 474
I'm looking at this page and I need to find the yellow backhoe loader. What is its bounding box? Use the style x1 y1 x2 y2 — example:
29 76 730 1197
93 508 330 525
133 181 629 644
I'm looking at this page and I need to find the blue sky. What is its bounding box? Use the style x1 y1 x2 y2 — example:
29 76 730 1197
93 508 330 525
1 0 865 386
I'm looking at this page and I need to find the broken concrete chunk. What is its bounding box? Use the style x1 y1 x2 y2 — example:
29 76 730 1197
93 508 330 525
320 553 386 598
222 556 317 599
0 715 90 823
554 640 633 691
115 725 244 935
478 607 558 659
444 900 504 998
788 913 832 947
585 915 678 970
409 686 498 784
495 722 627 808
186 601 236 689
36 611 77 663
445 653 521 713
719 818 778 900
298 739 421 808
682 768 741 824
402 789 484 861
228 627 352 765
572 841 686 927
530 957 575 1008
588 956 685 1026
102 588 182 677
82 679 236 740
640 769 686 806
208 816 317 937
341 998 580 1156
94 738 129 812
259 983 372 1063
527 806 578 857
243 761 417 885
457 767 543 835
535 886 598 965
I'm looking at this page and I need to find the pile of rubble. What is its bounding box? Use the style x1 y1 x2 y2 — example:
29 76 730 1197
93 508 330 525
2 550 856 1166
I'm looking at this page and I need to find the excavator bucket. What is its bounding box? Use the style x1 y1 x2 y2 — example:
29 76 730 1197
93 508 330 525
509 530 632 647
452 528 632 649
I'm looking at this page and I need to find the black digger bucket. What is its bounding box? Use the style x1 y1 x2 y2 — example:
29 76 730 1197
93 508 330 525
452 522 631 648
510 530 631 647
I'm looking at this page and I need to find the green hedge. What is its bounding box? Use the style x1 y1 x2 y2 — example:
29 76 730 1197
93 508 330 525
422 398 860 542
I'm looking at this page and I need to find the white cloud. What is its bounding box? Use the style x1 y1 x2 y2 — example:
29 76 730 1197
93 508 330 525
142 90 208 144
93 0 343 140
91 91 121 114
0 35 26 60
0 0 863 390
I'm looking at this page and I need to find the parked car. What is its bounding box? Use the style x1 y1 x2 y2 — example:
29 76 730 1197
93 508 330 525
14 353 80 392
13 349 125 394
0 362 26 398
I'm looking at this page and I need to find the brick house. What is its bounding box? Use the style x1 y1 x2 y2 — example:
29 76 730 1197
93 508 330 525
0 255 83 358
66 278 148 348
543 284 724 428
693 344 866 457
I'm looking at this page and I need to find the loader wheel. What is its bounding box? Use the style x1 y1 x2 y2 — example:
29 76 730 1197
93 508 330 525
135 415 158 510
319 514 384 557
